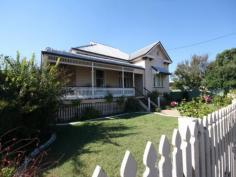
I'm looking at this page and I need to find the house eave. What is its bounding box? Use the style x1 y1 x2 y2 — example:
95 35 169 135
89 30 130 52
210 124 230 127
41 50 145 70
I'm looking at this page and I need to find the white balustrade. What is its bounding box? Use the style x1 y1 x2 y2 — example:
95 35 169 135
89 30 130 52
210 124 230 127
63 87 135 99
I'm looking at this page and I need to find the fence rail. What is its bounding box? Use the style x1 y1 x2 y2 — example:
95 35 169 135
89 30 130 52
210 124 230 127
92 100 236 177
57 102 124 122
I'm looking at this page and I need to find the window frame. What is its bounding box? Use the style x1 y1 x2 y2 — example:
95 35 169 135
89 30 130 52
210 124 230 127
153 74 164 88
95 70 105 87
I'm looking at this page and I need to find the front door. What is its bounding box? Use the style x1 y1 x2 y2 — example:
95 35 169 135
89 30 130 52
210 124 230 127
134 74 143 96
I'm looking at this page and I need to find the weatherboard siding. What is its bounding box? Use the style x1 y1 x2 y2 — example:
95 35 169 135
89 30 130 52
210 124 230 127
144 46 170 93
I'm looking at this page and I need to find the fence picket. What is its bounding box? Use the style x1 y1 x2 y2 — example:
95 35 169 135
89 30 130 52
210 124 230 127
181 126 192 177
172 129 182 177
208 114 215 177
92 166 108 177
158 135 172 177
143 141 158 177
203 116 211 177
189 121 200 177
120 151 137 177
198 119 206 177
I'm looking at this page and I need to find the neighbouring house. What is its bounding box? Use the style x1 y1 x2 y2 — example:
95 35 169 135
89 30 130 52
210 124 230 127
41 41 172 103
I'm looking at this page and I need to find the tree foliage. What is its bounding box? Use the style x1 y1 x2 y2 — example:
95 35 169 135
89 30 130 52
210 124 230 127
0 52 65 132
172 54 208 90
203 48 236 90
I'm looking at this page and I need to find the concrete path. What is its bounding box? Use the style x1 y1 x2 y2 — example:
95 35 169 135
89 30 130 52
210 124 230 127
160 109 180 117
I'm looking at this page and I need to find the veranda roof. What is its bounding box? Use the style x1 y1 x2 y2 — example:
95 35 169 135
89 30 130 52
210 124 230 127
42 48 144 70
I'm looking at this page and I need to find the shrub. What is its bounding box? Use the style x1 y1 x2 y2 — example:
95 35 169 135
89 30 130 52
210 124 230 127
116 96 125 107
177 95 233 118
177 98 214 118
0 128 57 177
170 91 183 102
104 92 113 103
0 167 15 177
212 95 232 108
71 99 81 106
147 91 159 103
160 95 170 109
228 89 236 99
0 53 66 133
124 97 142 112
81 107 101 120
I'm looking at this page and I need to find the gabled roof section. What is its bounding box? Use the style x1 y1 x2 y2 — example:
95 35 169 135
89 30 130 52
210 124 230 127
71 42 129 60
129 42 158 60
129 41 172 63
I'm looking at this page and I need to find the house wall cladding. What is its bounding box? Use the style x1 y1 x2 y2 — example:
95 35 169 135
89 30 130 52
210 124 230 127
143 46 170 93
57 102 124 123
92 100 236 177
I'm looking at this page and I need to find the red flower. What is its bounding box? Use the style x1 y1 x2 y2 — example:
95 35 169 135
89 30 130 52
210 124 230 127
170 101 178 107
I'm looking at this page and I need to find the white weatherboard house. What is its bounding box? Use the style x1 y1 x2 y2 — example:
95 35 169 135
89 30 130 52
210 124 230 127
41 41 172 102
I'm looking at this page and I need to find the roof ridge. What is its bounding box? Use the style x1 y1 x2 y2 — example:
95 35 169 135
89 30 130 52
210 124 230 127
90 41 129 53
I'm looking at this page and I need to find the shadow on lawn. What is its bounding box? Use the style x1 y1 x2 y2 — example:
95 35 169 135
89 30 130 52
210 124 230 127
109 112 149 120
45 121 135 176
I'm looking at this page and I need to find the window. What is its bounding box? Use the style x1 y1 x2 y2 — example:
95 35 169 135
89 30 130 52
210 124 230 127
154 74 164 87
119 72 133 88
96 70 104 87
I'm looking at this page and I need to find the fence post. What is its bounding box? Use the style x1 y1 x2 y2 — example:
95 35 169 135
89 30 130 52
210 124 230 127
172 129 182 177
143 141 158 177
157 96 160 108
148 97 151 112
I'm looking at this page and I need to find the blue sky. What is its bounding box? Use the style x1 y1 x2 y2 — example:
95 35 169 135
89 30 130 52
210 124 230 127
1 0 236 72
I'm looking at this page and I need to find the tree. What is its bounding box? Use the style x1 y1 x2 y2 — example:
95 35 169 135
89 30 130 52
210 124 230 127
172 54 208 90
0 52 66 132
203 48 236 90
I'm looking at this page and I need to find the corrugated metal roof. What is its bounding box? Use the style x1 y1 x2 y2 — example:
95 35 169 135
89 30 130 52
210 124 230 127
74 42 130 60
43 41 172 68
42 48 144 69
129 42 158 60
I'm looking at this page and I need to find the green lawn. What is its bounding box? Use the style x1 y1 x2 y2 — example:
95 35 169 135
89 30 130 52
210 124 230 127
45 113 177 177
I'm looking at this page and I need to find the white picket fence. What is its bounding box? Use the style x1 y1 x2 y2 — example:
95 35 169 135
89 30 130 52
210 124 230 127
91 100 236 177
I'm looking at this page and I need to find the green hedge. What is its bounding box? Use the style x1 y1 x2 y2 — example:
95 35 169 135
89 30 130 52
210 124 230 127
170 89 201 102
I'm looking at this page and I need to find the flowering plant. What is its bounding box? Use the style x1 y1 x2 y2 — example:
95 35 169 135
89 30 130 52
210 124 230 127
170 101 178 107
203 95 212 103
